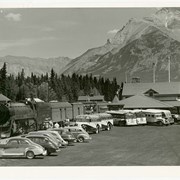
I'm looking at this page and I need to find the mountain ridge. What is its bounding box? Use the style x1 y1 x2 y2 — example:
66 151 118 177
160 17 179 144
62 8 180 83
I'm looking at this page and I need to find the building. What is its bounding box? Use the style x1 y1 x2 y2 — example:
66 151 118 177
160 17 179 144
71 102 84 119
118 94 173 109
50 102 84 122
78 95 104 102
0 94 11 104
122 82 180 113
78 95 105 114
107 95 124 110
50 102 73 122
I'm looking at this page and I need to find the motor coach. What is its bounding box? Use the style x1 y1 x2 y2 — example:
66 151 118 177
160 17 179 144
131 110 147 125
74 114 100 134
106 110 137 126
94 113 114 130
75 113 113 133
142 109 170 126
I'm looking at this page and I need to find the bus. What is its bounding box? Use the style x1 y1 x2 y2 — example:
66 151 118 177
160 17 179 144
142 109 170 126
74 113 113 133
106 110 137 126
131 110 147 125
94 113 114 130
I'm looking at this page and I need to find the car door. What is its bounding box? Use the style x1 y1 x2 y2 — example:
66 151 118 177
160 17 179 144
72 128 81 137
18 139 31 156
4 140 23 156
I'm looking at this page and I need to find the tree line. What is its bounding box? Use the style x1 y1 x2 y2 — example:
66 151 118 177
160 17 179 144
0 63 121 102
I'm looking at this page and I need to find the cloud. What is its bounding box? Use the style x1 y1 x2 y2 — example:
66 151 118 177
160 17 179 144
107 29 119 35
5 13 22 22
0 37 56 51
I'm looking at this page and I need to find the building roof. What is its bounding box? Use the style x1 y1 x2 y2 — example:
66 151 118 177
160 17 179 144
112 95 120 103
78 95 104 101
0 94 10 102
163 101 180 107
50 102 72 108
122 82 180 96
71 102 83 105
26 98 44 102
119 94 173 109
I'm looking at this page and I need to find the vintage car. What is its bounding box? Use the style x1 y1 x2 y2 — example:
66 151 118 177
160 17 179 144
28 131 61 148
77 123 98 134
0 137 46 159
47 128 76 144
64 126 92 143
172 114 180 124
38 130 68 147
26 134 60 155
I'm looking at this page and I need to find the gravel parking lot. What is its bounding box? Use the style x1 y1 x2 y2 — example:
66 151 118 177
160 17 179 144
1 125 180 166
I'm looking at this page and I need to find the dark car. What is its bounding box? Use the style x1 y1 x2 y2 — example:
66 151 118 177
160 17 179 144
172 114 180 124
26 134 60 155
48 128 76 144
80 124 98 134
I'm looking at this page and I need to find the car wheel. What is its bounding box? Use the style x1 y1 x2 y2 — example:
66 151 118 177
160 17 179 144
158 121 163 126
95 128 99 134
96 125 100 133
107 123 111 131
26 151 35 159
47 151 51 156
78 137 84 143
106 125 110 131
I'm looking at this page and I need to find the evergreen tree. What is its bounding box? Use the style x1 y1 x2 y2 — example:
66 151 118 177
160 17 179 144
0 63 7 95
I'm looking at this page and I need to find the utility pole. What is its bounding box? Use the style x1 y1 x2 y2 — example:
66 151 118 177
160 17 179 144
125 72 128 83
47 82 49 102
168 56 171 83
153 62 156 83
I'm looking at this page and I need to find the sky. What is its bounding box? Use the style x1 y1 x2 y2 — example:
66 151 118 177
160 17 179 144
0 8 156 59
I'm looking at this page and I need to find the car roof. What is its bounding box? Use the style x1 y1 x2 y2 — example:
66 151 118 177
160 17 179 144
64 126 83 130
26 134 46 138
8 137 28 141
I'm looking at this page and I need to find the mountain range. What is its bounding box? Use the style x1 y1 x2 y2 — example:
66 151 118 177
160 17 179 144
0 55 71 77
1 8 180 83
63 8 180 83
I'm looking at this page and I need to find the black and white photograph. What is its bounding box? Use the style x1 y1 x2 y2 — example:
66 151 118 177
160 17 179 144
1 1 180 171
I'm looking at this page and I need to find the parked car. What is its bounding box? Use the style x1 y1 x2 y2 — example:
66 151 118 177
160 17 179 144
47 128 76 144
26 134 60 155
64 126 92 143
172 114 180 124
38 130 68 147
28 131 61 148
0 137 47 159
77 123 98 134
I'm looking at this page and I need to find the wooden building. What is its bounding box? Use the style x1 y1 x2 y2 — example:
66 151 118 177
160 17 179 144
50 102 72 122
0 94 11 104
122 82 180 113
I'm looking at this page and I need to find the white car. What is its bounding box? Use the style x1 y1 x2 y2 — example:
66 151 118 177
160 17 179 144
0 137 47 159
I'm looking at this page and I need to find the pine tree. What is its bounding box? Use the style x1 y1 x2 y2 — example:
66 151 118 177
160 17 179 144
0 63 7 95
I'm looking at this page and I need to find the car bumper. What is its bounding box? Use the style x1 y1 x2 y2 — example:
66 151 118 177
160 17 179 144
42 150 47 156
84 136 92 142
65 138 76 143
56 149 61 152
36 150 47 156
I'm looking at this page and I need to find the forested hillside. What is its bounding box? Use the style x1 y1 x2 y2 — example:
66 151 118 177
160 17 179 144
0 63 119 102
